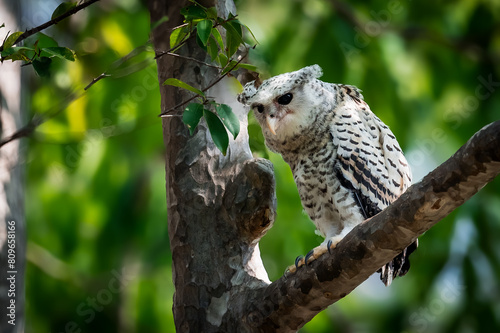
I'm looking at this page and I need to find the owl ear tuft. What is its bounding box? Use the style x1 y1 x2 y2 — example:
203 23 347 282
237 81 258 105
302 64 323 80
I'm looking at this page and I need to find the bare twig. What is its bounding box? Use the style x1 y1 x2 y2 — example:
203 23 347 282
84 43 152 90
0 91 83 148
164 52 220 69
0 0 100 52
83 73 110 90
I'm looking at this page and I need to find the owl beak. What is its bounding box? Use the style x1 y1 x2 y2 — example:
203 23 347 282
266 116 278 135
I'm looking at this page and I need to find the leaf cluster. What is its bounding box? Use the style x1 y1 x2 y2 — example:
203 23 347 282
0 2 78 77
162 1 257 155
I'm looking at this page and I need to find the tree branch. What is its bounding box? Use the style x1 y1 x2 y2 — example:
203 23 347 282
0 0 100 52
247 120 500 332
0 91 82 148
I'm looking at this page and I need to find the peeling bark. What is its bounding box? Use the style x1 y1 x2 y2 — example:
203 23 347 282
149 2 500 332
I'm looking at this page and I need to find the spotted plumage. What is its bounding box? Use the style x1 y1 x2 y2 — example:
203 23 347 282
238 65 417 286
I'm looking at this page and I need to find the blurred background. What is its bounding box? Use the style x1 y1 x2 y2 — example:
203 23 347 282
2 0 500 331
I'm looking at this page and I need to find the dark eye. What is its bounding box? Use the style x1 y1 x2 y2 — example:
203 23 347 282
254 104 264 113
278 93 293 105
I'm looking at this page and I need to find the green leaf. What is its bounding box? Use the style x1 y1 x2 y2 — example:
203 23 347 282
196 33 207 52
215 104 240 139
4 31 23 49
211 28 224 50
180 5 207 21
196 19 212 46
170 26 189 49
221 60 237 76
1 46 34 62
32 57 52 77
242 23 259 44
217 53 228 67
51 2 77 20
163 78 205 97
27 33 58 49
182 103 204 135
237 63 258 72
204 109 229 155
222 21 243 58
41 47 76 61
206 7 218 20
207 37 218 61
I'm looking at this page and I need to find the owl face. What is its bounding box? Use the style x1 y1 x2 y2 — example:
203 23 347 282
238 65 327 140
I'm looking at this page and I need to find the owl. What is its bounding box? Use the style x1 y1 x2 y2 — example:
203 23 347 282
238 65 417 286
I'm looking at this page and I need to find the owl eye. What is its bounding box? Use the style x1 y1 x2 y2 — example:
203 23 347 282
277 93 293 105
254 104 264 113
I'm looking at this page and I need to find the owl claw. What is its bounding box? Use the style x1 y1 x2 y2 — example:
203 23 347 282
327 239 334 254
305 250 315 265
295 255 304 268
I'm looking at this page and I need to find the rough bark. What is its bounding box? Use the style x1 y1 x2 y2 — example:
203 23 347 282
0 1 26 332
150 0 276 331
149 1 500 332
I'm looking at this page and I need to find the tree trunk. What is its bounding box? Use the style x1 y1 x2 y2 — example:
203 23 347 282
0 1 26 332
149 1 500 332
150 0 277 331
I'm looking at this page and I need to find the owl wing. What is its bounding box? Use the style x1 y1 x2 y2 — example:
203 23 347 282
331 87 416 285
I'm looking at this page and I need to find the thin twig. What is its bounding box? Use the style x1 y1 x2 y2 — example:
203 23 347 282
84 43 151 90
0 0 100 52
155 32 192 60
165 52 220 69
159 50 249 117
0 91 83 148
84 73 110 90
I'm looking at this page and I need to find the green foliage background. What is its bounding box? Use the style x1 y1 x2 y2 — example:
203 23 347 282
14 0 500 332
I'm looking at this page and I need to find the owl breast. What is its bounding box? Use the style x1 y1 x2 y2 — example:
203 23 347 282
285 140 366 240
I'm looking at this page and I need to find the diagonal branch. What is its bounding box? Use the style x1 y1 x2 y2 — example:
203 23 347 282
0 0 100 52
247 120 500 332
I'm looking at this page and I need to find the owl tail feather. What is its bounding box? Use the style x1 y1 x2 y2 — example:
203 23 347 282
378 240 418 286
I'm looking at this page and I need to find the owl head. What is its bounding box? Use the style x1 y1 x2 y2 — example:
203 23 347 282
238 65 329 142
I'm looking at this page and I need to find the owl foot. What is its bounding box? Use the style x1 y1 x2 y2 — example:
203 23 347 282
284 244 331 274
304 245 329 265
284 237 343 275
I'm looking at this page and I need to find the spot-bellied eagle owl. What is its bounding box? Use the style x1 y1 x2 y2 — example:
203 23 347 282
238 65 418 286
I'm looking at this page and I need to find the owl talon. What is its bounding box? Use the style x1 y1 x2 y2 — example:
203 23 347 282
295 255 304 268
305 250 315 265
327 239 334 254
